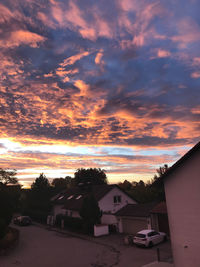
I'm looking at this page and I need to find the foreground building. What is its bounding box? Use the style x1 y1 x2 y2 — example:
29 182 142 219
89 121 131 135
163 141 200 267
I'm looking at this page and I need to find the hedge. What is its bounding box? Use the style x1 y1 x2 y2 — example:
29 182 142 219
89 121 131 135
0 227 19 251
56 214 84 232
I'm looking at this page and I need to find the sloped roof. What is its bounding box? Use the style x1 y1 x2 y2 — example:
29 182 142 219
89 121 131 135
115 203 157 217
162 141 200 181
150 201 167 214
52 184 136 211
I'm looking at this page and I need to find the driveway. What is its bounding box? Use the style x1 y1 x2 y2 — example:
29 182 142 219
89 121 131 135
0 225 173 267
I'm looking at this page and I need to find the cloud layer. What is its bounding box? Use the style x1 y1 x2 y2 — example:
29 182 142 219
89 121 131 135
0 0 199 185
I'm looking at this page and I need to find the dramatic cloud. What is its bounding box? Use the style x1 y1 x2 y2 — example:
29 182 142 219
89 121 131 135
0 0 199 186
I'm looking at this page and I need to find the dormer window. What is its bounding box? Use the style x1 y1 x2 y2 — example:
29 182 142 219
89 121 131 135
113 195 121 203
67 195 73 199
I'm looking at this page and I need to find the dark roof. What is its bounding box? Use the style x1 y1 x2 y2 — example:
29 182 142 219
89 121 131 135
52 184 136 211
150 202 167 214
115 203 157 217
161 141 200 181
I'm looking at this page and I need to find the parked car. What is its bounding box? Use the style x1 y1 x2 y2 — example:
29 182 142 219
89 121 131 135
133 229 166 247
13 216 32 226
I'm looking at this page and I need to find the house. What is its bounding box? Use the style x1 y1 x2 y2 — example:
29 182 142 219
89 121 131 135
51 184 137 232
150 202 170 236
162 141 200 267
115 202 156 234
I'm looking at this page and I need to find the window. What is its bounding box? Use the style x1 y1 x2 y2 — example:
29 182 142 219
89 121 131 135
148 231 159 237
58 195 64 200
67 195 73 199
136 233 146 238
113 195 121 203
76 195 82 199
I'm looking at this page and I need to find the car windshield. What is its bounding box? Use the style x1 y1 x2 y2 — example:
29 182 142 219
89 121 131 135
136 233 146 238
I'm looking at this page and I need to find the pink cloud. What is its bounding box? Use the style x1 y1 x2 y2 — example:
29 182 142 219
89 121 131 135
157 49 171 58
191 72 200 79
171 18 200 48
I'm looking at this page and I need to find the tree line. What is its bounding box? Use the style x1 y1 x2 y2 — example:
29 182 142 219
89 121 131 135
0 165 168 237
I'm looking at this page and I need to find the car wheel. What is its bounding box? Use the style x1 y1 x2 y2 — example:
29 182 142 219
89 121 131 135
148 241 153 248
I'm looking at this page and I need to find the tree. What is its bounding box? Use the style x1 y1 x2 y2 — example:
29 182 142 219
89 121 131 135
0 168 18 186
149 164 169 201
31 173 50 193
52 176 74 192
0 186 14 238
27 173 52 220
74 168 107 186
79 193 102 234
154 164 169 178
118 180 132 191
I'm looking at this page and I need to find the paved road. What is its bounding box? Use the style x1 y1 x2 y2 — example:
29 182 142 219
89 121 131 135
0 225 117 267
0 224 173 267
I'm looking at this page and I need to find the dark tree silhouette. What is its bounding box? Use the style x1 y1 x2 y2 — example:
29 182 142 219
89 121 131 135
26 174 52 222
74 168 107 186
149 164 169 201
31 173 50 192
0 186 14 238
0 168 18 186
79 193 102 234
52 176 74 192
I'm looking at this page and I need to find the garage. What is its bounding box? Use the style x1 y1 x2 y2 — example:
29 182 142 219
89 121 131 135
115 203 156 234
122 217 148 234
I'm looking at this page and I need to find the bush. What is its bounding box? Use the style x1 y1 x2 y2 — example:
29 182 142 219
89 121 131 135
0 227 19 250
55 214 84 232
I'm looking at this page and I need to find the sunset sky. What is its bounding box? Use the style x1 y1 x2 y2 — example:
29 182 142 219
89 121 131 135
0 0 200 187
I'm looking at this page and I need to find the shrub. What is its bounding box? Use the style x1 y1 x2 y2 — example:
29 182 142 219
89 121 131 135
55 214 84 232
0 227 19 250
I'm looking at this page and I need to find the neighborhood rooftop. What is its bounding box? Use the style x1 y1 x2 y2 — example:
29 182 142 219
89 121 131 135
115 203 157 217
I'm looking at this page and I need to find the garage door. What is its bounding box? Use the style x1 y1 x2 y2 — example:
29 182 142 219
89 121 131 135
122 218 147 234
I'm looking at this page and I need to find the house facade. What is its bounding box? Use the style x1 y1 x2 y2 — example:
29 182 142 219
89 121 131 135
51 184 137 232
163 142 200 267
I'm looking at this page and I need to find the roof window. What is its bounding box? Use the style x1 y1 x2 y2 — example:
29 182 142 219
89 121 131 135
67 195 74 199
76 195 82 199
58 195 64 200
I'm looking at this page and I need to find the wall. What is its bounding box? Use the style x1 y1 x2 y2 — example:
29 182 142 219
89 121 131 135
101 214 118 224
165 149 200 267
53 204 66 217
98 187 137 214
94 225 109 237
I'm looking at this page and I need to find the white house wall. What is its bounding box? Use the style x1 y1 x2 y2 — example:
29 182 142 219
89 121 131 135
98 187 137 214
101 214 118 225
53 204 66 217
165 149 200 267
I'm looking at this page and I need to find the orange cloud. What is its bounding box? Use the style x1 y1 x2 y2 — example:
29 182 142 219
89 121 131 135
0 30 46 48
60 51 90 67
